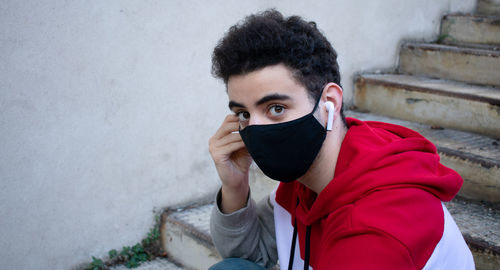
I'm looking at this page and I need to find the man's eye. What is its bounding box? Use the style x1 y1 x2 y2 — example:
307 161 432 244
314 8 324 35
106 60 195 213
237 111 250 121
269 105 285 116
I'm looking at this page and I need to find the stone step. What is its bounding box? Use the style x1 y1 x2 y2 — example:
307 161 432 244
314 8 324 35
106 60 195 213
440 14 500 46
444 197 500 270
161 198 499 270
110 258 185 270
477 0 500 16
353 73 500 138
345 110 500 203
398 42 500 87
161 203 221 270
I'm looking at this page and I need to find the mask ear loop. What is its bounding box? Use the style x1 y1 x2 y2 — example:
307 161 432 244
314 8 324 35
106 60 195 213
310 87 324 114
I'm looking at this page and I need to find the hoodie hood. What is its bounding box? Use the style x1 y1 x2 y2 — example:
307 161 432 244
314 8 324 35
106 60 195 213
278 117 463 226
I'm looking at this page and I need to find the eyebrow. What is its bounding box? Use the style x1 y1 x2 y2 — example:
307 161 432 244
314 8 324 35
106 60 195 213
228 101 245 110
256 93 291 106
228 93 292 110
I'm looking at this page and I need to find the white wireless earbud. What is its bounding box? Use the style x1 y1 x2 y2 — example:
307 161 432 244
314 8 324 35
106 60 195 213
325 101 335 131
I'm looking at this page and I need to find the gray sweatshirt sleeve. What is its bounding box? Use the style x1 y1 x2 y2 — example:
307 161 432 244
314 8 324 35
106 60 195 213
210 188 278 268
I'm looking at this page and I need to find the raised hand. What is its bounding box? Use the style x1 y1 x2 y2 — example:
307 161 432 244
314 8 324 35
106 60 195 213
209 115 253 213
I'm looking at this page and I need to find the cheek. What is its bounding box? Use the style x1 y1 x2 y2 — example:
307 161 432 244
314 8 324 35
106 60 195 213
288 102 316 120
282 109 309 122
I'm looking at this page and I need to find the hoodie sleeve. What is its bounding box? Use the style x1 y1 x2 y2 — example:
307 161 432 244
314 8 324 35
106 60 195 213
210 188 278 268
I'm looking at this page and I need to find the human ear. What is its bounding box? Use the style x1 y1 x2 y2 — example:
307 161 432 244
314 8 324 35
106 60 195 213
320 82 343 120
321 82 343 107
318 83 343 130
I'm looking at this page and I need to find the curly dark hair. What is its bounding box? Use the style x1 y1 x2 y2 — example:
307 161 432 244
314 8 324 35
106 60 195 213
211 9 345 123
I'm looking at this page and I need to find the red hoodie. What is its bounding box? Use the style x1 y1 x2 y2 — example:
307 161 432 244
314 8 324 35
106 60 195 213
271 118 474 269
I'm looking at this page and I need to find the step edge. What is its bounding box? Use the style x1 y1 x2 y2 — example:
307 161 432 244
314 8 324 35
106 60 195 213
443 13 500 22
162 207 215 248
401 42 500 57
464 233 500 256
438 146 500 169
356 74 500 106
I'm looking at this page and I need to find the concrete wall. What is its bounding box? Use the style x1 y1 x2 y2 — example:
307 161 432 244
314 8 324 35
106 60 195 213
0 0 474 269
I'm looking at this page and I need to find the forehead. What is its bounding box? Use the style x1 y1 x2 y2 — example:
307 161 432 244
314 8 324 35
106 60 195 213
227 64 309 104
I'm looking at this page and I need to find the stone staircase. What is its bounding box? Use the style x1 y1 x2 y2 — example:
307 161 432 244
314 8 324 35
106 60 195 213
353 0 500 269
158 2 500 270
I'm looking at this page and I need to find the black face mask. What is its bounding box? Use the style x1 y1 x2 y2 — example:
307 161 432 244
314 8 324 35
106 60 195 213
239 98 326 182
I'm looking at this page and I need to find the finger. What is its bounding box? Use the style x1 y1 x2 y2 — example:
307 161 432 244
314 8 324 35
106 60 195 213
219 114 239 126
212 141 247 162
213 133 243 148
209 134 243 156
210 133 243 157
223 114 239 122
212 120 240 140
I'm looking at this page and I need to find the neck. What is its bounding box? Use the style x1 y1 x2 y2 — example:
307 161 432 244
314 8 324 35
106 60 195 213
298 120 348 194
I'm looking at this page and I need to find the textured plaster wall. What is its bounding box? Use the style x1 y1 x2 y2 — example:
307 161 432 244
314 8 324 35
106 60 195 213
0 0 474 269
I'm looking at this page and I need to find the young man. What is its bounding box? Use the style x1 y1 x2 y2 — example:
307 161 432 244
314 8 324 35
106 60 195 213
208 10 474 270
